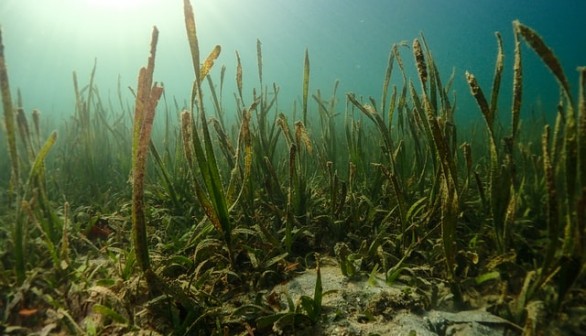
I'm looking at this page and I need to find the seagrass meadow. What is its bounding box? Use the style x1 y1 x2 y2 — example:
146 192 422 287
1 1 586 335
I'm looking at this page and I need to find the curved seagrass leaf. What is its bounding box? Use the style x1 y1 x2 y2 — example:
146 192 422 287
405 196 428 223
263 253 289 269
540 125 558 279
302 49 310 125
489 32 504 124
514 20 573 105
578 67 586 185
183 0 200 78
474 271 500 285
27 131 57 184
236 50 243 103
92 304 128 324
421 34 444 113
257 39 263 85
131 27 162 275
381 46 396 114
201 45 221 81
0 28 19 185
465 71 492 130
413 38 427 91
228 100 258 209
511 29 522 138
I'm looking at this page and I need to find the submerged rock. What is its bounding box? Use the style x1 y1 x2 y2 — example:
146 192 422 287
270 265 519 336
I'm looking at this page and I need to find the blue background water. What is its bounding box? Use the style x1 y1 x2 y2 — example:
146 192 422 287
0 0 585 125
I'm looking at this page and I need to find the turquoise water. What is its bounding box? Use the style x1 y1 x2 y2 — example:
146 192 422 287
0 0 585 123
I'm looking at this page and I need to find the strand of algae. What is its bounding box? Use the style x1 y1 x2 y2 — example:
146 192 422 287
236 50 244 104
514 21 573 105
489 32 504 123
465 29 517 252
579 67 586 190
1 27 60 284
0 28 19 196
577 67 586 286
15 108 34 162
462 21 586 319
131 26 163 274
11 130 58 284
129 27 201 308
549 67 586 312
183 0 257 266
513 22 581 268
302 49 310 125
186 20 231 246
514 21 582 263
412 37 459 281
